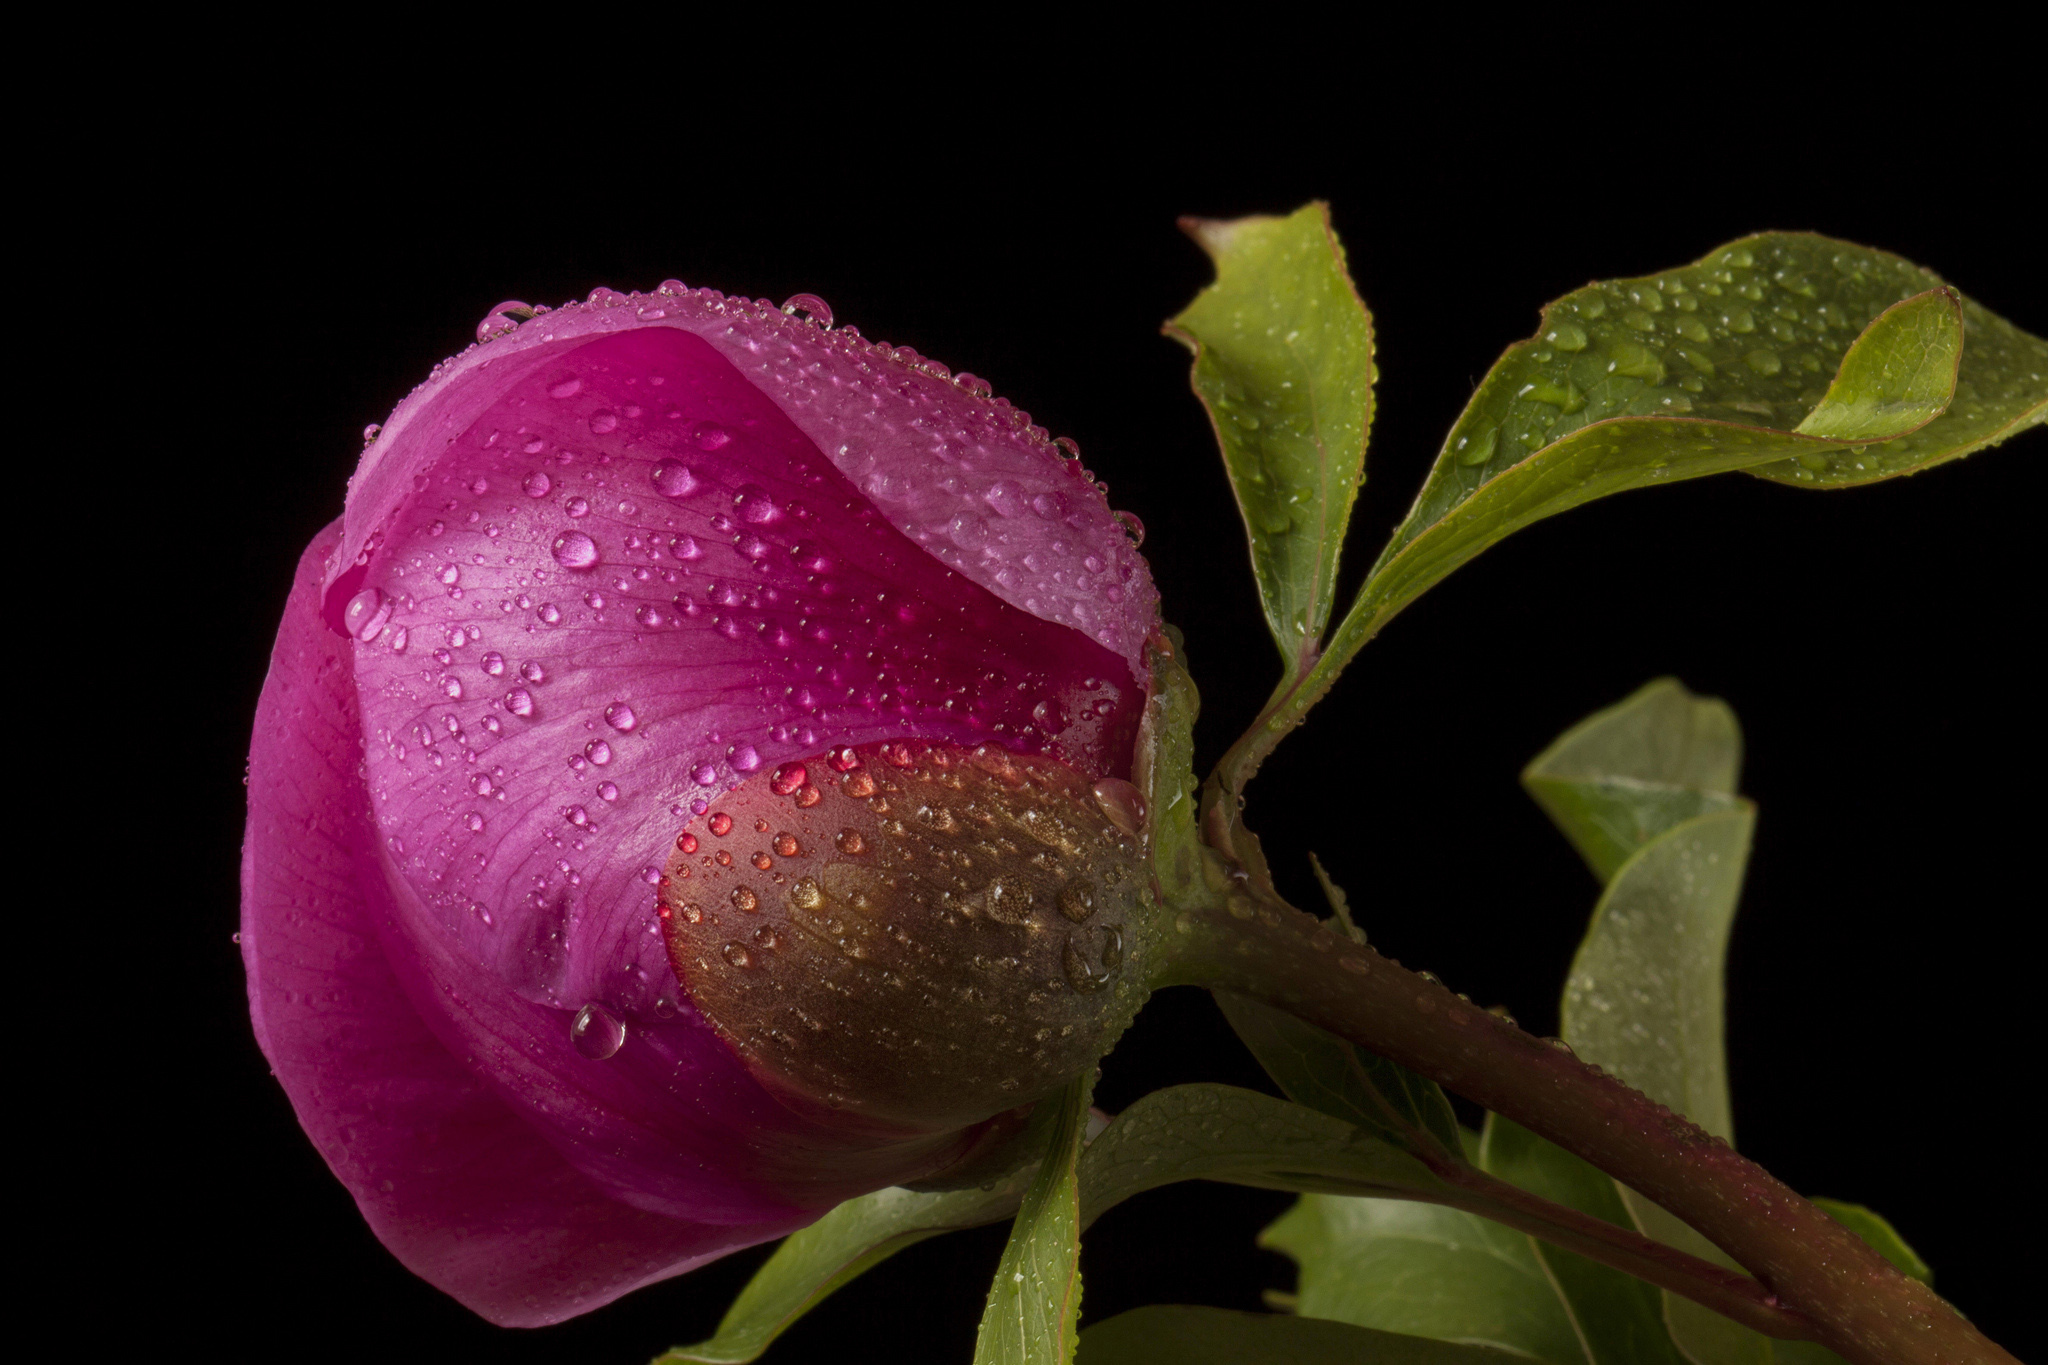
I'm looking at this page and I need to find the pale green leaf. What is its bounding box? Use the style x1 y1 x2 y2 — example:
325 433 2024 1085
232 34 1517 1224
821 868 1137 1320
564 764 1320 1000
1077 1305 1530 1365
1167 201 1375 674
1522 678 1742 884
975 1075 1094 1365
1262 1193 1593 1364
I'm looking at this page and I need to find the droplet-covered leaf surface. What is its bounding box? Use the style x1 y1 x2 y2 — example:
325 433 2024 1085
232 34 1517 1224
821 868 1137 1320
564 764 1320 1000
1167 203 1375 672
1523 678 1743 884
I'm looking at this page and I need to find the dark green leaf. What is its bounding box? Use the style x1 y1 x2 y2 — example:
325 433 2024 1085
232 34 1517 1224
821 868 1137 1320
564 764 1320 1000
1167 202 1375 675
657 1177 1031 1364
1479 1116 1684 1365
974 1074 1094 1365
1810 1200 1932 1286
1239 234 2045 766
1076 1084 1454 1218
1522 678 1742 884
1214 991 1462 1159
1076 1306 1530 1365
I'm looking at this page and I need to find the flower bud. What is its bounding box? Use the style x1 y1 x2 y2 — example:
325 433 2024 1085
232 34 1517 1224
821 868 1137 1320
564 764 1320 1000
664 741 1149 1133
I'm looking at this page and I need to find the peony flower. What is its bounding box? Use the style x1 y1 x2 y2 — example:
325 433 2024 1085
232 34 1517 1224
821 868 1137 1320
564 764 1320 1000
241 284 1160 1326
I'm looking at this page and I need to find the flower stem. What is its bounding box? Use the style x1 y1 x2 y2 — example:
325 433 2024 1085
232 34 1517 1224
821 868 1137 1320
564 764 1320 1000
1150 894 2014 1365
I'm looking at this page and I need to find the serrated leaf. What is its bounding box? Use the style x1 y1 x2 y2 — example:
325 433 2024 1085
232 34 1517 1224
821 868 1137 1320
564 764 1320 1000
1076 1305 1530 1365
1262 1192 1594 1363
1234 234 2045 776
975 1074 1094 1365
658 1175 1034 1363
1214 991 1462 1159
1167 201 1375 675
1523 678 1743 885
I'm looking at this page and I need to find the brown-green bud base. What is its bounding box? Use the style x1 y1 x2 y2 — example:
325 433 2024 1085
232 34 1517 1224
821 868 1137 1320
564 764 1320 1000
662 741 1152 1136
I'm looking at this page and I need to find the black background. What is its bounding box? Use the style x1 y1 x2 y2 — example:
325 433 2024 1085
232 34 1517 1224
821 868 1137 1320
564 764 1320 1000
120 69 2042 1365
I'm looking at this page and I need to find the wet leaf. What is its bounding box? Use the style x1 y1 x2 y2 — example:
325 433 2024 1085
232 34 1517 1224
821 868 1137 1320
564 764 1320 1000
1215 992 1462 1159
659 1177 1033 1363
1242 233 2044 767
1167 202 1375 678
1077 1305 1529 1365
975 1075 1095 1365
1522 678 1743 883
1261 1191 1593 1363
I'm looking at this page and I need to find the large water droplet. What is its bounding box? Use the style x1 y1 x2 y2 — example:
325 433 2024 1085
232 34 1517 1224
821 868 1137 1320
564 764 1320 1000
523 471 553 498
781 293 833 327
1058 879 1096 923
504 688 535 717
570 1002 626 1059
344 587 392 642
604 702 638 732
692 421 732 451
652 460 699 498
552 531 599 570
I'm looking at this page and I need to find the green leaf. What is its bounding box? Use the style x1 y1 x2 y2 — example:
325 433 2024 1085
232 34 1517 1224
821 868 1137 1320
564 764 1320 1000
1076 1306 1530 1365
1261 1192 1594 1364
1478 1115 1685 1365
1233 233 2046 775
1214 991 1463 1159
1167 201 1376 675
1523 678 1743 885
975 1074 1095 1365
1562 807 1753 1146
1076 1084 1454 1217
659 1176 1034 1363
1809 1200 1932 1286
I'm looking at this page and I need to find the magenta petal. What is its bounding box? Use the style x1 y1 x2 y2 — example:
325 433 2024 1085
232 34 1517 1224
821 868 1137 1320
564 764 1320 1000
332 285 1158 675
243 526 809 1326
341 325 1145 1023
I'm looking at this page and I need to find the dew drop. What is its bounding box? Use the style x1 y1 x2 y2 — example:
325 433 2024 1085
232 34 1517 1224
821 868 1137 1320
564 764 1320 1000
504 688 535 717
589 410 619 434
835 828 867 855
729 743 761 772
604 702 638 732
549 377 584 400
692 422 732 451
570 1002 626 1059
552 531 599 570
826 746 863 772
781 293 833 327
1058 880 1096 923
770 762 808 795
523 471 553 498
652 460 700 498
731 886 760 913
721 943 753 968
709 812 734 837
676 832 699 853
343 587 392 642
790 876 825 910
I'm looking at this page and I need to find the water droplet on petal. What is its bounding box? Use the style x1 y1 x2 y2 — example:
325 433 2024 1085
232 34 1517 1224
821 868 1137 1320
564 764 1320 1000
343 587 392 642
552 531 599 570
781 293 834 326
729 743 761 772
504 688 535 717
589 410 619 434
604 702 638 732
692 421 731 451
770 762 808 796
570 1002 626 1059
523 471 553 498
652 460 700 498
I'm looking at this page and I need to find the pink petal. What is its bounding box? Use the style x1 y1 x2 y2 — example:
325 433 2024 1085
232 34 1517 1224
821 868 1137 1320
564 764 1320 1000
244 527 979 1326
341 325 1143 1025
331 284 1157 676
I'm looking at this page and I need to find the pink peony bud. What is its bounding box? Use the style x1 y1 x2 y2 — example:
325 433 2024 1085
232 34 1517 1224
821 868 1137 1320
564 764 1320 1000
241 284 1159 1326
